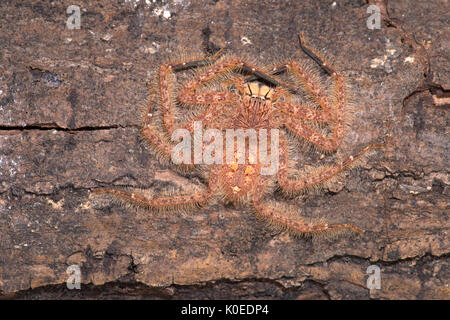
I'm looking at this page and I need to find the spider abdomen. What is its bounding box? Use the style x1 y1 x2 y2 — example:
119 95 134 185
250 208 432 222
218 163 261 202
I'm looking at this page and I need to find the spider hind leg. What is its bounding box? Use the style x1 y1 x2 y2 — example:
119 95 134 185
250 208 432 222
252 180 363 238
92 168 220 212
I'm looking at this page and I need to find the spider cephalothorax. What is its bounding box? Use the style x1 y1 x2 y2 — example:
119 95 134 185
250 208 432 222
94 34 382 238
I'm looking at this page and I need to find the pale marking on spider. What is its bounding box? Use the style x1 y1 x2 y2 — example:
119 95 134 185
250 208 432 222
93 33 383 239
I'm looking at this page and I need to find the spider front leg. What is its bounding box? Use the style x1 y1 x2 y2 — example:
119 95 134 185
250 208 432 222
252 178 363 237
178 58 246 102
268 34 349 151
141 55 241 161
283 70 346 151
272 63 347 151
151 57 237 136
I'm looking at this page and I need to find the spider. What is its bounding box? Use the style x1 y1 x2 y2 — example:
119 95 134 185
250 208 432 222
94 34 382 238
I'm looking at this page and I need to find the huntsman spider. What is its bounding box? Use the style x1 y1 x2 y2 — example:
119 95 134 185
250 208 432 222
94 34 382 238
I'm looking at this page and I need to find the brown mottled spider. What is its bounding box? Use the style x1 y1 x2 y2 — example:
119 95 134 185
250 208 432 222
94 34 382 238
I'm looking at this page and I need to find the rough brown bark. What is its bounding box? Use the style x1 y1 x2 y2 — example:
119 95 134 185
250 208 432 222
0 0 448 299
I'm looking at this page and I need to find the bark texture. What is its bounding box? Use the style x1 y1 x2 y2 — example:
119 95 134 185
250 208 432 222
0 0 448 299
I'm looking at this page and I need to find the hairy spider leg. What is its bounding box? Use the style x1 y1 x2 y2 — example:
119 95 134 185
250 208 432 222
252 178 363 237
142 80 224 166
142 84 176 161
282 68 345 151
156 63 231 135
247 128 374 237
141 54 241 167
93 167 220 211
261 33 349 151
276 132 383 194
152 50 231 135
